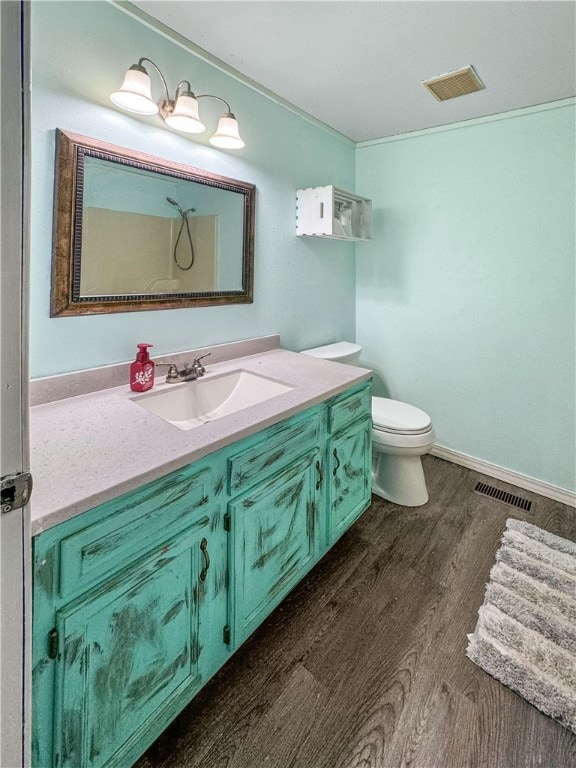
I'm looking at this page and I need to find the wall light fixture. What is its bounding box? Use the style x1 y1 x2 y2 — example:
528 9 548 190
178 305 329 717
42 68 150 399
110 57 245 149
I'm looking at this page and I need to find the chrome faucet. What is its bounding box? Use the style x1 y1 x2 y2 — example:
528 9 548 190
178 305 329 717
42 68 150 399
159 353 211 383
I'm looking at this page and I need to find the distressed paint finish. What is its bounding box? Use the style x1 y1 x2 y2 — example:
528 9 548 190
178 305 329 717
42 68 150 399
54 533 206 768
228 407 323 494
32 458 227 768
230 452 321 645
59 467 213 597
328 394 372 546
328 384 371 435
328 418 372 545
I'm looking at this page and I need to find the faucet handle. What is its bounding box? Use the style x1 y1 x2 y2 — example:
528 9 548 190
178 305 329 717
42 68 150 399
156 363 180 382
192 352 211 375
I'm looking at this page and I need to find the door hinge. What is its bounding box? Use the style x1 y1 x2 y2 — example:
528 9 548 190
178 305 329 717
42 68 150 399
1 471 33 514
223 625 231 645
48 628 59 660
224 512 231 532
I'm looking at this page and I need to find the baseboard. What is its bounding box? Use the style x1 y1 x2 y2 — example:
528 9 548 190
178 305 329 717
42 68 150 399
430 445 576 508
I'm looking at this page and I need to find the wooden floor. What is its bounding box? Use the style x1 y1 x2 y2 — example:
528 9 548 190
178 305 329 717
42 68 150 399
137 456 576 768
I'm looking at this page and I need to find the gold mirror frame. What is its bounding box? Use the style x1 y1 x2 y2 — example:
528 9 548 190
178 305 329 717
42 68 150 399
51 129 255 316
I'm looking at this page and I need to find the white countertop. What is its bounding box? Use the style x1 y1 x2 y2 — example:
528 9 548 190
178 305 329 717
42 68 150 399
30 348 371 535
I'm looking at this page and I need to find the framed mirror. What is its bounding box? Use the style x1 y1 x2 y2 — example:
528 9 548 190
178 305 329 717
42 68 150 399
51 129 255 316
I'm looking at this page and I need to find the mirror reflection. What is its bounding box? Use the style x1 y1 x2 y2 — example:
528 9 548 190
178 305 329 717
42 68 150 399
80 157 244 296
51 130 255 316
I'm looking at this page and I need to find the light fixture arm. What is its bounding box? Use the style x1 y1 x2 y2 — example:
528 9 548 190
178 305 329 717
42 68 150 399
137 57 171 105
196 94 232 113
175 80 194 99
158 80 197 121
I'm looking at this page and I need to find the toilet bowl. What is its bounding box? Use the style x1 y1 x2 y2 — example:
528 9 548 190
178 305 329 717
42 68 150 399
301 342 435 506
371 397 435 506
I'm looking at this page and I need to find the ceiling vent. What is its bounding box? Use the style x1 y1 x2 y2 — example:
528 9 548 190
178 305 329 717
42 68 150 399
423 65 485 101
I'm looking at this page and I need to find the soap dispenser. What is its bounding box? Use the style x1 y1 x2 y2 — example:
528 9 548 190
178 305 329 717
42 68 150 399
130 343 155 392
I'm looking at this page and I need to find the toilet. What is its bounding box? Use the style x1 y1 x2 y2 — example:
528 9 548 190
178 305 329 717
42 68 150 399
301 342 435 506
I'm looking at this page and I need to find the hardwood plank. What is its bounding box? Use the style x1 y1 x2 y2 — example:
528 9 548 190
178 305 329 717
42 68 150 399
292 565 445 768
213 663 329 768
389 679 479 768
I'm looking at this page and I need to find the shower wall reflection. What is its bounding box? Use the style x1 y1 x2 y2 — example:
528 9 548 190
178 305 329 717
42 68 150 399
80 208 218 295
79 156 241 296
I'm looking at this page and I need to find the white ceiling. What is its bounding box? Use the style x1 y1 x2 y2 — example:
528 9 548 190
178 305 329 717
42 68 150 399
131 1 576 143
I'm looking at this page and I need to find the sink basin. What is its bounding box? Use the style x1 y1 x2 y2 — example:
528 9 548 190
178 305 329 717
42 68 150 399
131 370 294 430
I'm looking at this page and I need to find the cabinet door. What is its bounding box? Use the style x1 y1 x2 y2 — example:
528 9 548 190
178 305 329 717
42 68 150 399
328 417 372 545
230 452 320 644
52 517 210 768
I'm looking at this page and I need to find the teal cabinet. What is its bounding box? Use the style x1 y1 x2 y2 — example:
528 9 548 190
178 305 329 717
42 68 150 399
230 451 321 644
224 405 324 645
327 385 372 545
33 381 371 767
32 463 228 768
328 418 372 545
54 521 209 768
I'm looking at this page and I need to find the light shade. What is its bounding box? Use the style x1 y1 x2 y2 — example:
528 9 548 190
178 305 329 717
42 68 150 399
110 65 158 115
164 92 206 134
209 113 245 149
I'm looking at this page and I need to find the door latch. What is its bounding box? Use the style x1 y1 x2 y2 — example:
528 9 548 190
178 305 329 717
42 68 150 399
1 472 33 514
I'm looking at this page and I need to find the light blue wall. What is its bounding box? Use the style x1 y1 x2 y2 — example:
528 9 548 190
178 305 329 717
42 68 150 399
30 1 356 377
356 103 576 492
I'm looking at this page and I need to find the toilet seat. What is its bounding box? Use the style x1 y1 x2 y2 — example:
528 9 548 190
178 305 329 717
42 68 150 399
372 397 431 435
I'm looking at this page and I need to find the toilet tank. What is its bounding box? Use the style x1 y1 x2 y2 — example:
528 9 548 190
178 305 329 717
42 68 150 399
300 341 362 365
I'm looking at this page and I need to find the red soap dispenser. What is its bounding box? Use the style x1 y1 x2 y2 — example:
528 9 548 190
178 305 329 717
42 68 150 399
130 343 155 392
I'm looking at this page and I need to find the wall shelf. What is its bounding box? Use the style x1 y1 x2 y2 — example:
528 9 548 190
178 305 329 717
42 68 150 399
296 185 372 241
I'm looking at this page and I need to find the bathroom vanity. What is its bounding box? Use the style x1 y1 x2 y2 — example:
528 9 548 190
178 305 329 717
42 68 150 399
30 341 371 767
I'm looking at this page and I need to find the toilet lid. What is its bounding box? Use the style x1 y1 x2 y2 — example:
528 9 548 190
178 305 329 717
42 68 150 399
372 397 431 434
301 342 361 362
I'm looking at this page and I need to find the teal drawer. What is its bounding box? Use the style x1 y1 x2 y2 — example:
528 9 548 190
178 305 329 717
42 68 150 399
58 465 212 598
329 382 371 435
228 409 322 494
